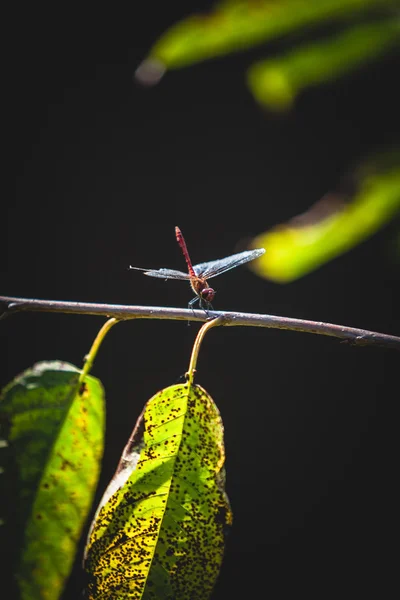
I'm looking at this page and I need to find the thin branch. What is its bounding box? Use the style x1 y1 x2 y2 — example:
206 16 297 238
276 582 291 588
0 295 399 350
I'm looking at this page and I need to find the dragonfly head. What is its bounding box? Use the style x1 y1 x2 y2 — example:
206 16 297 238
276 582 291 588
200 287 216 303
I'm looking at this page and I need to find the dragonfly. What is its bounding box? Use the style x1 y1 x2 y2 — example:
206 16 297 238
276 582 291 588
129 227 265 310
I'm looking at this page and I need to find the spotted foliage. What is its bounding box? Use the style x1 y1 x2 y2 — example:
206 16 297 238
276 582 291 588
84 383 232 599
0 360 105 600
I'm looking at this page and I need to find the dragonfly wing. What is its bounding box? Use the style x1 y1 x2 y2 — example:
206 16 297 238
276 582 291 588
136 267 190 280
194 248 265 279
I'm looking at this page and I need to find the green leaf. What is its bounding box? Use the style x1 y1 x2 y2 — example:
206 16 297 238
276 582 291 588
249 154 400 282
138 0 394 73
247 18 400 111
84 382 232 600
0 360 105 600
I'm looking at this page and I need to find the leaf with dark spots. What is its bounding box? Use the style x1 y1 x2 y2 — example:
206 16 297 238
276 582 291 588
84 383 232 600
0 360 105 600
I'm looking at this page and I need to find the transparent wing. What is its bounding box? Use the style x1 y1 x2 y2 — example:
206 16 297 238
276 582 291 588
193 248 265 279
129 266 190 280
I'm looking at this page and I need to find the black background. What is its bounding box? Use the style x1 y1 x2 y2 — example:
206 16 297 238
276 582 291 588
3 3 400 599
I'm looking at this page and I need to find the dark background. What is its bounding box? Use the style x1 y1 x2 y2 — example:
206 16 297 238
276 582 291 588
3 3 400 598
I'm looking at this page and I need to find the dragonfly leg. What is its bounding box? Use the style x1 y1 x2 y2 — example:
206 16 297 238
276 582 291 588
199 298 214 318
189 296 213 318
187 296 200 324
188 296 199 309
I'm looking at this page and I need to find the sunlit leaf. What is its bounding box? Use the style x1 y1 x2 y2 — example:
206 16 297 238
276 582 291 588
249 156 400 282
136 0 394 79
0 361 105 600
84 382 232 600
247 18 400 111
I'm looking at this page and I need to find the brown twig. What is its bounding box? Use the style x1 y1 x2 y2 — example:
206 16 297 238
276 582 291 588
0 295 399 350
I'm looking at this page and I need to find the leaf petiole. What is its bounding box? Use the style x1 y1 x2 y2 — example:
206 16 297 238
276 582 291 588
186 316 224 385
79 317 120 383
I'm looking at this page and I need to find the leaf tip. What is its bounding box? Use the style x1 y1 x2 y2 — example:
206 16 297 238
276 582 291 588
135 58 166 86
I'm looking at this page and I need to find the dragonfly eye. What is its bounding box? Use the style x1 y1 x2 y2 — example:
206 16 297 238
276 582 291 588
201 287 215 302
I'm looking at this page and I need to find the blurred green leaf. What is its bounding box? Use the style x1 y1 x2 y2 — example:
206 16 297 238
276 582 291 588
247 18 400 110
0 361 105 600
249 156 400 282
137 0 395 78
84 382 232 600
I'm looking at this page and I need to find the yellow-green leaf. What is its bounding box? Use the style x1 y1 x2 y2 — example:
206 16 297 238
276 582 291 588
0 361 105 600
247 18 400 111
84 382 232 600
249 156 400 282
138 0 394 74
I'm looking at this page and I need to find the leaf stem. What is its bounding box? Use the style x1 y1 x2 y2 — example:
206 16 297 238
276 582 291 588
0 295 399 351
186 317 225 385
79 318 119 383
